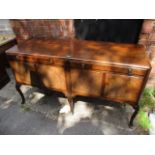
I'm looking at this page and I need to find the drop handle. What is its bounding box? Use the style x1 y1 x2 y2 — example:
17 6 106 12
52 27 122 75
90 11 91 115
128 68 132 76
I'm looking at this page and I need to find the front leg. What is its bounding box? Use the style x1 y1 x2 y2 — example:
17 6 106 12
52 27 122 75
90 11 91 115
67 96 74 114
129 104 139 128
15 83 25 104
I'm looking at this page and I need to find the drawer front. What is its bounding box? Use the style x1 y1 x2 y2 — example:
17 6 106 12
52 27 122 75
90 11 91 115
36 64 67 92
70 60 146 76
8 55 54 65
13 55 66 67
103 73 144 104
71 69 103 97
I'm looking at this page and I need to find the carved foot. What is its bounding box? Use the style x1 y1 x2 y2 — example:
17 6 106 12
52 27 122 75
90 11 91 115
15 83 25 104
129 104 139 128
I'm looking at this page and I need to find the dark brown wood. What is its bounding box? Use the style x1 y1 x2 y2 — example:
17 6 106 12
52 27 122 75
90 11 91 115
0 67 10 89
6 39 152 126
128 68 152 127
0 38 16 89
104 73 143 104
129 104 140 128
71 69 103 97
15 83 25 104
65 59 74 113
0 50 9 89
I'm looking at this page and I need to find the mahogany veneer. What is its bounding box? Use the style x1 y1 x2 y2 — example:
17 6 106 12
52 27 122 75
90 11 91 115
6 39 152 127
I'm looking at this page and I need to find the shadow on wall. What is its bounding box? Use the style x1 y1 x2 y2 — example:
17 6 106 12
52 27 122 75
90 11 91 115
74 19 143 43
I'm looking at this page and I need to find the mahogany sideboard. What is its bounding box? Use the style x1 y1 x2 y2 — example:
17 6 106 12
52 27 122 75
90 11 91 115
6 39 152 127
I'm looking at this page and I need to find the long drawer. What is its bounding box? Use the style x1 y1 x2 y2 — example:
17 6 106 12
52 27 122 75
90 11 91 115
8 54 147 76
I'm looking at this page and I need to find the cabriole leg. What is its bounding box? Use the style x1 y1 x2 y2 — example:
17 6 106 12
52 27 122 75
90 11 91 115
67 96 74 113
129 104 139 128
15 83 25 104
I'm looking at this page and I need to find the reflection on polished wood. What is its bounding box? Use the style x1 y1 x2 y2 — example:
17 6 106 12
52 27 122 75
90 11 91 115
6 39 151 127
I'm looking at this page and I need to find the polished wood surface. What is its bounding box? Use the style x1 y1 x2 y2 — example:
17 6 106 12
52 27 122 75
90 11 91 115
6 39 151 104
6 39 151 126
9 61 32 85
71 69 103 97
7 39 150 69
6 39 151 109
72 39 150 69
37 64 67 92
104 73 143 104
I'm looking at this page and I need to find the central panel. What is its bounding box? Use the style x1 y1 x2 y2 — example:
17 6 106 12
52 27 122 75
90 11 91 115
70 68 103 97
37 64 67 92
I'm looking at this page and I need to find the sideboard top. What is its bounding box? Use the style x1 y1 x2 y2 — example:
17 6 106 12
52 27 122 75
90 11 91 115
6 39 151 69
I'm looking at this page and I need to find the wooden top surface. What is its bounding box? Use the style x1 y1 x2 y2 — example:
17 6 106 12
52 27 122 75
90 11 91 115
6 39 151 69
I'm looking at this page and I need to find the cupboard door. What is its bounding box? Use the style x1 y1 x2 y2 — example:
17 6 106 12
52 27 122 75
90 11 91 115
37 64 67 92
71 69 103 97
104 73 143 103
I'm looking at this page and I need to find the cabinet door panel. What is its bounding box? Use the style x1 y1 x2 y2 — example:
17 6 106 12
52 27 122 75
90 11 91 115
104 73 143 103
71 69 103 96
37 64 67 92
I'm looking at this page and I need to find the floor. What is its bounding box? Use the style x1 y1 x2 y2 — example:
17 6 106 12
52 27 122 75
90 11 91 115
0 70 146 135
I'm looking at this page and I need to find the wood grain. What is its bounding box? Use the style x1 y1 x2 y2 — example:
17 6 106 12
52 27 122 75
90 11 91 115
6 39 151 106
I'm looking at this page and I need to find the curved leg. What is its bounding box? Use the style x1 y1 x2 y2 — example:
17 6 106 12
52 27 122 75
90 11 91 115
67 96 74 113
15 83 25 104
129 104 139 128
